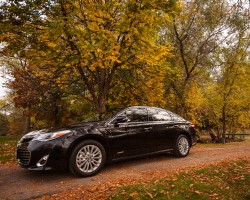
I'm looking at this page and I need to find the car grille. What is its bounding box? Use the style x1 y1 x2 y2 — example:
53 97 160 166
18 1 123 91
17 148 31 165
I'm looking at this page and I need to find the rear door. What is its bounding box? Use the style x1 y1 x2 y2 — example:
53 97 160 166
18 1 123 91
147 108 176 151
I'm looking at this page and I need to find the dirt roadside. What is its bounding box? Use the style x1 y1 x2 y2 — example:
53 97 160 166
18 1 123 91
0 143 249 200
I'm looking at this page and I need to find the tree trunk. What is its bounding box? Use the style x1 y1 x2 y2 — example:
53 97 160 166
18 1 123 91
221 106 226 144
23 116 30 134
53 105 61 127
96 94 107 120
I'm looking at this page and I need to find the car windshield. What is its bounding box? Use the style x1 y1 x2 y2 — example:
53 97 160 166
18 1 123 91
83 108 125 122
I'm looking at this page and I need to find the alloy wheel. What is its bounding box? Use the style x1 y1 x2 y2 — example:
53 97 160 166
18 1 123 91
178 136 189 156
76 145 102 173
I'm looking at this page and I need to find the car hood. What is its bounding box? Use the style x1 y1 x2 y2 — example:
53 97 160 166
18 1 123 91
20 121 107 141
64 121 106 129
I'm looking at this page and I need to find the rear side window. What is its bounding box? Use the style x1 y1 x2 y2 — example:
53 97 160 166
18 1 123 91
147 108 172 121
168 111 186 122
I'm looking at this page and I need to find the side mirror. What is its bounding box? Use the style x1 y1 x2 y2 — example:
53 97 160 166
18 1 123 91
114 115 129 126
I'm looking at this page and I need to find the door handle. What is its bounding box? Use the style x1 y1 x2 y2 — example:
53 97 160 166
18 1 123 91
144 127 152 132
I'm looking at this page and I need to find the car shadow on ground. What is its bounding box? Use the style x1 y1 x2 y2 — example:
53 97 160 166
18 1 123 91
18 152 175 182
105 152 175 170
20 168 73 181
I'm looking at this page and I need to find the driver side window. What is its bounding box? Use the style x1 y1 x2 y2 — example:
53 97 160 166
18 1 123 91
123 108 148 122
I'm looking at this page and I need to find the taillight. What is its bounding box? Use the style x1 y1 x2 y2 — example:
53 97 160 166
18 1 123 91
191 123 195 128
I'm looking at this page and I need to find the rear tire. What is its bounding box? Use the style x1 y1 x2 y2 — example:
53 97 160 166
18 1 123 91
174 134 190 157
69 140 106 177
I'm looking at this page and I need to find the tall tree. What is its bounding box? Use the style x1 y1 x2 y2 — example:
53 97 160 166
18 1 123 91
0 0 177 118
163 0 243 114
205 28 250 142
162 0 250 134
0 99 10 136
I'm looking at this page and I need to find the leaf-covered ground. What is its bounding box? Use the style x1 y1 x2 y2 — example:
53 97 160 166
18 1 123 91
36 158 250 200
0 136 19 164
1 136 249 200
109 160 250 200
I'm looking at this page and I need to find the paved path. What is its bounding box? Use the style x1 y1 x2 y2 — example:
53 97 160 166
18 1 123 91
0 143 249 200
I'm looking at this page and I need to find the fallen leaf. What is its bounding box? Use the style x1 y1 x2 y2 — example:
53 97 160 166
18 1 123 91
146 192 154 198
194 190 202 195
130 191 138 197
209 193 219 197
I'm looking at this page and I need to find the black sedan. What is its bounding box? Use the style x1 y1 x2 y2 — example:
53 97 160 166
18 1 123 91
16 106 197 177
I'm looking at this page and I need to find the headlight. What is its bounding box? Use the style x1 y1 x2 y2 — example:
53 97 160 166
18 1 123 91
34 130 71 141
18 130 48 144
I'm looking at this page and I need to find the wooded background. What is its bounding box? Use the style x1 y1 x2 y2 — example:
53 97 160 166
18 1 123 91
0 0 249 141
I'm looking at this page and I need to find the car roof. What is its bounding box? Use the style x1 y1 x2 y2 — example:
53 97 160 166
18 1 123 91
127 106 167 110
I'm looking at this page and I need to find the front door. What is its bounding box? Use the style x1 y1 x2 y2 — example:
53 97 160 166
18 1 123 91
125 121 154 155
108 107 155 159
107 122 130 159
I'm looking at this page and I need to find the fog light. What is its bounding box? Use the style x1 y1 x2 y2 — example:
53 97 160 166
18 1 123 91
36 155 49 167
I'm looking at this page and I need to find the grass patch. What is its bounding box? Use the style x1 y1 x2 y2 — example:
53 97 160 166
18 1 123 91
109 160 250 200
0 136 21 164
196 137 250 147
197 132 250 145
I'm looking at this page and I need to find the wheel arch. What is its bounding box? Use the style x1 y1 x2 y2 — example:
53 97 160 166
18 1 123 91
173 131 191 157
175 131 192 147
66 135 110 168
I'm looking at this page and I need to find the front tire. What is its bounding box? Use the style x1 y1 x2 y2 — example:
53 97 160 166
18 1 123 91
69 140 106 177
174 134 190 157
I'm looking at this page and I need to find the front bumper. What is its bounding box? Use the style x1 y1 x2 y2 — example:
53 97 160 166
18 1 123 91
16 138 68 171
28 166 52 171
